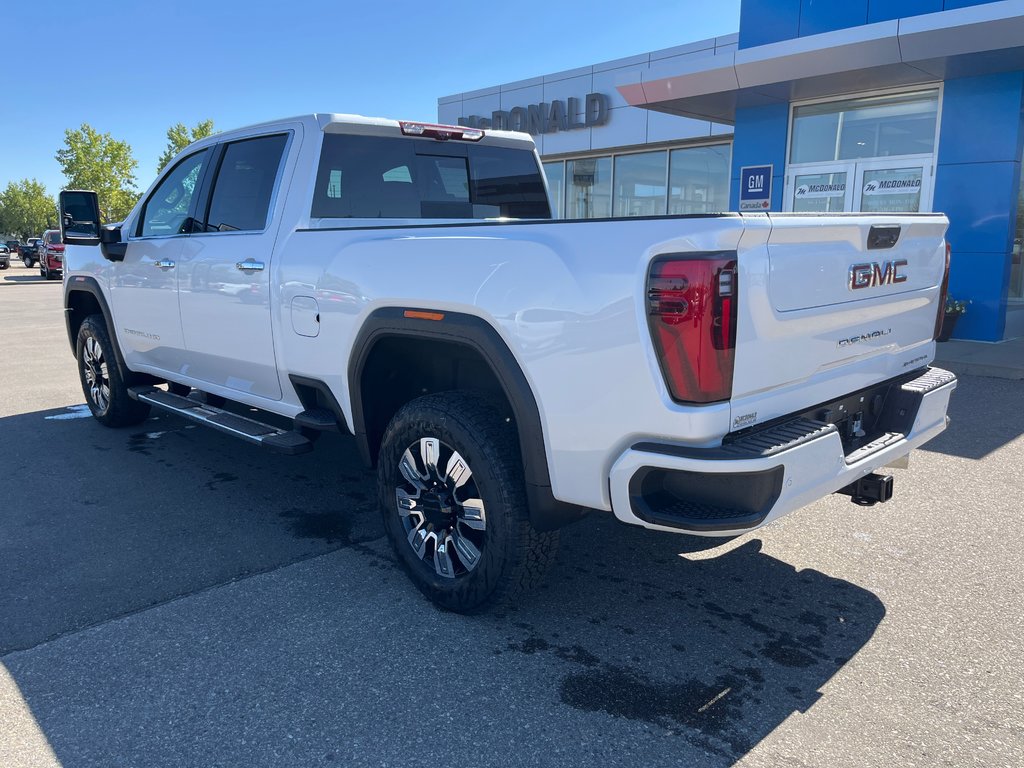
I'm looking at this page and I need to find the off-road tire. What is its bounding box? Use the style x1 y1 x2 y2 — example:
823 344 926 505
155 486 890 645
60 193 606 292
76 315 151 427
378 391 558 613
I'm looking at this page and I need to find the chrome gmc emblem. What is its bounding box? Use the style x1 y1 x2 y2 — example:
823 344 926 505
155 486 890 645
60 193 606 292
849 259 908 290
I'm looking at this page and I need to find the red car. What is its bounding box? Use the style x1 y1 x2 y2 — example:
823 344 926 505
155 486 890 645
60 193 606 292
39 230 64 280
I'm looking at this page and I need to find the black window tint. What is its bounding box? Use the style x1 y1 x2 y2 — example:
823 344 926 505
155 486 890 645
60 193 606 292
138 149 208 237
468 144 550 218
312 134 550 219
204 134 288 232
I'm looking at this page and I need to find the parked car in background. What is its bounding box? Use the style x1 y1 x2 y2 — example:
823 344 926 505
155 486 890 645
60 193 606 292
22 237 41 268
0 244 9 270
38 230 63 279
5 240 21 257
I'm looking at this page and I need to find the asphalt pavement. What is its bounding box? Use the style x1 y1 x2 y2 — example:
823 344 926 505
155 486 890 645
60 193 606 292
1 270 1022 767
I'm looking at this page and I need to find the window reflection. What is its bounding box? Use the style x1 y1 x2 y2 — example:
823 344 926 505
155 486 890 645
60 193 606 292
567 157 612 219
614 151 667 217
792 90 939 164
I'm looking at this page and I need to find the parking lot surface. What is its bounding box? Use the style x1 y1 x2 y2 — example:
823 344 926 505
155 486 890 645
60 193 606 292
1 272 1022 767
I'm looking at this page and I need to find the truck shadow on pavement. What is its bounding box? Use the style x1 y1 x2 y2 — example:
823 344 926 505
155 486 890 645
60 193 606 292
2 405 884 766
916 375 1024 460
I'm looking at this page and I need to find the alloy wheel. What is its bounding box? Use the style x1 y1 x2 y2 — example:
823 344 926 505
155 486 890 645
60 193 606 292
82 336 111 413
394 436 487 579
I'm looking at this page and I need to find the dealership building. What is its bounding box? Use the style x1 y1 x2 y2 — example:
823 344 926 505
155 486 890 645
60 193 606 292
438 0 1024 342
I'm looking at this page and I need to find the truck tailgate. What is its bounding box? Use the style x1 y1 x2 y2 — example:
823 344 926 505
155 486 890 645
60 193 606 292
730 214 947 416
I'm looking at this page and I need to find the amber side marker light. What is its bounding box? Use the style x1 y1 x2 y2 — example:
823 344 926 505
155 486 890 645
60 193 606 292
404 310 445 321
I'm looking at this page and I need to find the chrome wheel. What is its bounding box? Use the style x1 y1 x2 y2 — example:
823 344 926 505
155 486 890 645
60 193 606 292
82 336 111 413
394 436 486 579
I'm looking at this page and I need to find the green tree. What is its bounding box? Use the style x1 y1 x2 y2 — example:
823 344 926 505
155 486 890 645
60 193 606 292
55 123 139 222
0 179 56 240
156 119 216 174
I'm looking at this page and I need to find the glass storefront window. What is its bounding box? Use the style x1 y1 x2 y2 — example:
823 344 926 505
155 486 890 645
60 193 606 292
567 157 612 219
669 145 731 214
791 90 939 164
613 151 667 217
543 161 564 218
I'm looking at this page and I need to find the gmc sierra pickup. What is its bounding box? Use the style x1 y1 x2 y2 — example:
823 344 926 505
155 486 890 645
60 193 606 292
59 113 956 612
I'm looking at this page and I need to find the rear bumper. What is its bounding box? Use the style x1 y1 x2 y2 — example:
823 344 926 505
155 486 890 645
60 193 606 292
609 367 957 536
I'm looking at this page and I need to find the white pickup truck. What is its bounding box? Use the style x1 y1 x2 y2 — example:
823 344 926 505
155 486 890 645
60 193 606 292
59 113 956 612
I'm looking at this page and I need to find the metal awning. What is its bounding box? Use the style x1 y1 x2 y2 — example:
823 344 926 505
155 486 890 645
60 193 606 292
616 0 1024 125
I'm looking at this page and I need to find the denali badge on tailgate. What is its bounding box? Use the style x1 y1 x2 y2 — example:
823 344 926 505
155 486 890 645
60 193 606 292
849 259 908 290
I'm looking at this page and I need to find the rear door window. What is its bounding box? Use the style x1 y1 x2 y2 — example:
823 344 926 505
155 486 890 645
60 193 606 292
203 134 288 232
312 134 550 219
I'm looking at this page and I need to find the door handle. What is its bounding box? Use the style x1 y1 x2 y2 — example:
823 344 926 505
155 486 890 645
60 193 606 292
236 260 265 272
154 260 175 269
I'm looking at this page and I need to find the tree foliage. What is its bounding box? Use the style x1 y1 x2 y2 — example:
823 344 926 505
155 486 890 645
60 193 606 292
55 123 139 222
0 179 56 240
157 119 216 174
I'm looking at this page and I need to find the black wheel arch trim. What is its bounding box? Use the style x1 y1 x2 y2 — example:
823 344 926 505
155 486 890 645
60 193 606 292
349 307 587 532
63 276 133 381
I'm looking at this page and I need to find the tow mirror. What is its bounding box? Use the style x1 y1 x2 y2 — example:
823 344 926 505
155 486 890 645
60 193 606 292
59 190 101 246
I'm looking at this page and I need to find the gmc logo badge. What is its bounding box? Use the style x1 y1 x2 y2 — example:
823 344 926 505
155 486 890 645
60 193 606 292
849 259 908 290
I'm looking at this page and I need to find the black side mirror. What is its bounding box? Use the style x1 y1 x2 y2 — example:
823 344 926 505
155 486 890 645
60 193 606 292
59 190 102 245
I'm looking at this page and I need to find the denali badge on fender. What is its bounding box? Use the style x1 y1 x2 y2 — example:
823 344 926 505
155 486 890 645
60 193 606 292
849 259 908 290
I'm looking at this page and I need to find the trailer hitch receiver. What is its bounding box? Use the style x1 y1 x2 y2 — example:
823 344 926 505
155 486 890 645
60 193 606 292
837 473 894 506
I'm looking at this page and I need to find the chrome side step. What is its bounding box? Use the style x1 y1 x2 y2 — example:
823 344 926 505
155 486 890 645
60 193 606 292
128 386 313 455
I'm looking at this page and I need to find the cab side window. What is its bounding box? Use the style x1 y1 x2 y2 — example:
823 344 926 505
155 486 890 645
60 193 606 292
137 149 208 237
203 134 288 232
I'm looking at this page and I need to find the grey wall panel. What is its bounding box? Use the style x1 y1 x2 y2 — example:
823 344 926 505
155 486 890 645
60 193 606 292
647 110 715 143
437 102 463 125
543 75 595 118
541 127 592 156
462 92 501 120
650 39 717 62
592 67 650 111
594 52 651 73
500 84 544 111
590 106 649 151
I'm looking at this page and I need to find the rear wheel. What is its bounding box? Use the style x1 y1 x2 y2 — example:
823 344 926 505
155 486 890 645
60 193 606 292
76 315 151 427
378 392 558 613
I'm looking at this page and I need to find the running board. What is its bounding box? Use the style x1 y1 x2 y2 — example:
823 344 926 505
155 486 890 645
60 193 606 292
128 386 313 455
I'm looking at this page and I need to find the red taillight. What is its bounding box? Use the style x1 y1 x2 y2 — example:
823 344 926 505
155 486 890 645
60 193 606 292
399 121 484 142
647 255 737 404
933 241 951 341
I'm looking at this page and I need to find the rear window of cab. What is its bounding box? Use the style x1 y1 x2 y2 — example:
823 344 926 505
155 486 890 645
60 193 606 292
312 134 550 220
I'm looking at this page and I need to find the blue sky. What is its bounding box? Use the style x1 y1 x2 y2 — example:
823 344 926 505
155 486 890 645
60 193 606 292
1 0 739 198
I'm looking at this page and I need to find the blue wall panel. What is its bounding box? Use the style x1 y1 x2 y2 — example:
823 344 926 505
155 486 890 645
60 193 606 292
729 103 790 211
740 0 1004 49
938 72 1024 165
799 0 869 36
941 251 1013 340
934 162 1019 255
738 0 801 48
932 69 1024 340
943 0 999 9
868 0 942 22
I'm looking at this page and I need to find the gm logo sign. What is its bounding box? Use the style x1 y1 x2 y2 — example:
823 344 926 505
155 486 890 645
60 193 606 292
739 165 773 211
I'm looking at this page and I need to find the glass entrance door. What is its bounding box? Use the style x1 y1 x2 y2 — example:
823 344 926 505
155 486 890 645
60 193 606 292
785 158 933 213
787 163 853 212
854 159 932 214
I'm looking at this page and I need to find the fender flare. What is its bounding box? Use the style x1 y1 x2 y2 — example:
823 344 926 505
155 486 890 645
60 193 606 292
63 276 133 381
349 307 587 531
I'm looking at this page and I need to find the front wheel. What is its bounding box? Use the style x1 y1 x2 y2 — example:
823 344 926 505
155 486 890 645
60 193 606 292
378 392 558 613
76 315 151 427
